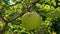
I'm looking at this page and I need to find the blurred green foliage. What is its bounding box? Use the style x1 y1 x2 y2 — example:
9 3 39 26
0 0 60 34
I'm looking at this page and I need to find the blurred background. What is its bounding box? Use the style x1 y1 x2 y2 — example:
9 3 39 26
0 0 60 34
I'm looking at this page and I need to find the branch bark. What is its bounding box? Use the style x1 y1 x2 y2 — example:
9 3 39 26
0 16 9 34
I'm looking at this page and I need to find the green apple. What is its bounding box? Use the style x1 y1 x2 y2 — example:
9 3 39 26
21 11 42 31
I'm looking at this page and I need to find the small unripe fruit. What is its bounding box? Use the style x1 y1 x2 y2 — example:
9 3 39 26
21 11 42 31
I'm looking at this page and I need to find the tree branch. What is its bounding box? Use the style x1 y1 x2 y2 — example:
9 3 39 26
0 16 9 34
27 0 40 12
8 12 25 22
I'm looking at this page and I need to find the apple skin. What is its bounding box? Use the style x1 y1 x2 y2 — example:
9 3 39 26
21 11 42 31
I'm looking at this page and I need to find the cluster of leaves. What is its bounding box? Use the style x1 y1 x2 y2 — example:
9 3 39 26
0 0 60 34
